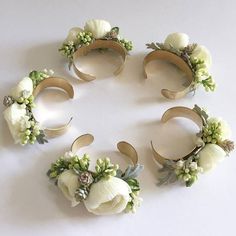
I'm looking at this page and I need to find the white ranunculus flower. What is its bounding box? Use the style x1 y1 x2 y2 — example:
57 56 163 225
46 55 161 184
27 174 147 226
84 19 111 39
84 177 131 215
65 27 83 43
208 117 231 140
19 115 31 131
198 144 226 172
3 103 26 143
58 170 80 207
11 77 33 99
164 32 189 50
190 45 212 69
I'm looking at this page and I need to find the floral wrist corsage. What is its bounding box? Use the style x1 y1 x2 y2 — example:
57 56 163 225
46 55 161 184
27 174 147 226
152 105 234 187
145 33 216 99
47 134 143 215
59 19 133 81
3 70 74 145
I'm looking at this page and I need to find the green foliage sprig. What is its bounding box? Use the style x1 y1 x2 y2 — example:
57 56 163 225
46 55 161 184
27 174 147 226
69 154 90 173
193 104 209 123
29 69 52 88
116 164 143 212
93 158 119 182
157 160 178 186
47 158 71 179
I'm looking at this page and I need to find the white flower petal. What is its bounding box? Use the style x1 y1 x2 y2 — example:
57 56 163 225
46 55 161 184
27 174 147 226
219 120 231 140
132 195 143 212
19 115 30 131
58 170 80 207
198 144 226 172
164 32 189 50
3 103 26 143
84 177 131 215
11 77 33 99
190 45 212 69
84 19 111 39
65 27 83 43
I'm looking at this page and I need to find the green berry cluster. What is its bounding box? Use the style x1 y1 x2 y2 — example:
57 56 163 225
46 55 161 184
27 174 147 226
59 41 77 60
47 158 70 179
125 175 142 212
20 120 41 145
47 154 91 180
125 191 141 213
119 39 133 51
77 31 94 46
202 120 222 144
117 165 142 213
69 154 90 172
201 76 216 92
175 159 203 187
94 158 119 182
29 70 50 88
125 178 141 212
17 94 35 109
191 58 216 92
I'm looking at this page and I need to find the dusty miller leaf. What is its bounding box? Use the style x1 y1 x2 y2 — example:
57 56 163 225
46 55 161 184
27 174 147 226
117 164 144 180
146 42 165 50
157 160 178 186
193 104 209 122
36 130 48 144
183 43 197 55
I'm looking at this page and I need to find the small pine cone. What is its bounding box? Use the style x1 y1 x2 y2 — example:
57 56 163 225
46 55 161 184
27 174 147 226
219 139 234 153
109 31 118 38
3 96 15 107
105 31 118 40
75 186 89 200
78 171 93 186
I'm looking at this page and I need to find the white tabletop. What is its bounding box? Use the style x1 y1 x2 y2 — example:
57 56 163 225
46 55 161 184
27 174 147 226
1 0 235 235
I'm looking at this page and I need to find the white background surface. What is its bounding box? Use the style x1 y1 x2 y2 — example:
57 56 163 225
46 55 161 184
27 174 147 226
1 0 236 235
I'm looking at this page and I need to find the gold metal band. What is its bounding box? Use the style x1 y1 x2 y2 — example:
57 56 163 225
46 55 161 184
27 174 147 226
151 106 204 165
33 77 74 138
143 50 194 99
72 40 127 81
71 134 137 165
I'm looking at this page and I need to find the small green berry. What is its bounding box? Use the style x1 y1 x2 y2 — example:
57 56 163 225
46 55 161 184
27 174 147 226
18 97 24 103
25 129 31 136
